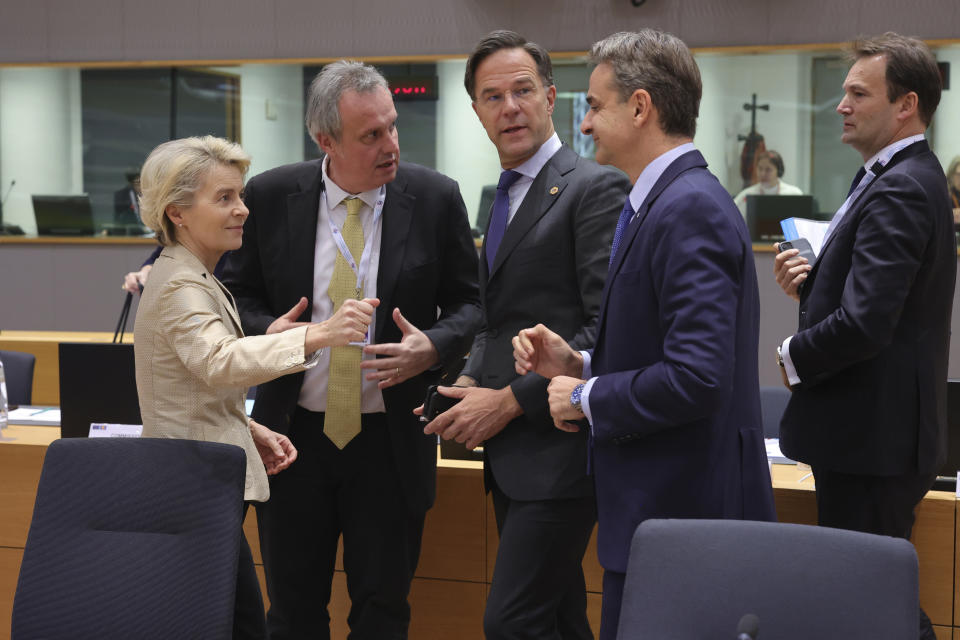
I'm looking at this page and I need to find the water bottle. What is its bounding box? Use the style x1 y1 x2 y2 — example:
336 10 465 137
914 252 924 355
0 358 8 432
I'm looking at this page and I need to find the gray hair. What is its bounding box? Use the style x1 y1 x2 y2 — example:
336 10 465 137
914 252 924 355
589 30 701 138
139 136 250 246
305 60 390 145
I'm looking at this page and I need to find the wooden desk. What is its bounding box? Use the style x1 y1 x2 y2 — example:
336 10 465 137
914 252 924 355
1 431 957 640
0 331 132 405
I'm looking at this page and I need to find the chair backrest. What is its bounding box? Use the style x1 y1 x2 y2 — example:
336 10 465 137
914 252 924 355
13 437 247 640
617 519 919 640
759 385 791 439
0 349 36 405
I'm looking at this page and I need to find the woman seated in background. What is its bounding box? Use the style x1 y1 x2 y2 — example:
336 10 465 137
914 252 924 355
734 149 803 217
946 155 960 225
134 136 377 639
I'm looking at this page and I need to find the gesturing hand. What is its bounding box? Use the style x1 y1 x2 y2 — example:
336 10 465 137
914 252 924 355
267 297 311 334
512 323 583 379
361 308 439 389
324 298 379 346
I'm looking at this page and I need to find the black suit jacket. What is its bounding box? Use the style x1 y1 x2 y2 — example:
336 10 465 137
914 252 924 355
223 159 481 512
780 140 957 476
460 144 630 501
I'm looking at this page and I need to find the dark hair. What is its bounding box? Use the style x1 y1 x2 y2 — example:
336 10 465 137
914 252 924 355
588 30 701 138
757 150 784 177
464 30 554 101
849 32 941 126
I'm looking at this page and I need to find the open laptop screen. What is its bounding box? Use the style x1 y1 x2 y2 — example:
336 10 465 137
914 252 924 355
32 195 96 236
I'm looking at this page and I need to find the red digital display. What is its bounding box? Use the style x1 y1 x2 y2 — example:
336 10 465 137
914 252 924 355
389 76 438 101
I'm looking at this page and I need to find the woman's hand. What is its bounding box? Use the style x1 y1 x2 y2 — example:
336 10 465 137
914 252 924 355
306 298 379 350
249 420 298 475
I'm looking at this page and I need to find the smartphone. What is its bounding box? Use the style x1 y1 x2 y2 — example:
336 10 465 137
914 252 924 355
779 237 816 264
421 384 461 422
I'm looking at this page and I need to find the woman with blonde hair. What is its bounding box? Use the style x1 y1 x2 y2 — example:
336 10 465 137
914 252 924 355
134 135 377 638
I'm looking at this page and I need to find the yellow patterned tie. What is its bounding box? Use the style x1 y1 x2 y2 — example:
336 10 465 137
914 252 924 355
325 197 365 449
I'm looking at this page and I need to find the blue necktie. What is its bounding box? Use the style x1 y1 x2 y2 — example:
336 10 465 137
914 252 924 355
485 170 522 267
846 166 867 198
609 198 635 266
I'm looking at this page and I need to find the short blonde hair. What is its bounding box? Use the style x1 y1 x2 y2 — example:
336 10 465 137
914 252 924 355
139 136 251 246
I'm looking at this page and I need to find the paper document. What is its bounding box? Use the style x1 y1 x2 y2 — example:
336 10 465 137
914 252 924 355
780 217 830 256
6 406 61 426
765 438 796 465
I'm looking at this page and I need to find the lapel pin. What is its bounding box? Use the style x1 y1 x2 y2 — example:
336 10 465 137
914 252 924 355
549 186 559 195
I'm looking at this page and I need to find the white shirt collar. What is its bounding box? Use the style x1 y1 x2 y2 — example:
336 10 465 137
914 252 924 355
628 142 697 211
510 133 562 180
321 155 382 210
863 133 925 173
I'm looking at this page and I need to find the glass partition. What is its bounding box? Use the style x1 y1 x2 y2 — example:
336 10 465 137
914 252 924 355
0 42 958 240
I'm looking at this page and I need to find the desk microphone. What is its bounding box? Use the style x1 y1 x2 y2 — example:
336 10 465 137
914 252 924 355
1 179 15 206
736 613 759 640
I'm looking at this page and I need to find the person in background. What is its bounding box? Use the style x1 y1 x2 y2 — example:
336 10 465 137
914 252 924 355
946 155 960 224
772 33 956 640
733 149 803 216
134 135 377 640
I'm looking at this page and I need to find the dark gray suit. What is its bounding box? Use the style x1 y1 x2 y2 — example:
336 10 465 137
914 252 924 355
461 144 629 639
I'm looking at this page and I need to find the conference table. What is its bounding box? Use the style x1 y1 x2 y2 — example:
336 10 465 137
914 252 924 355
1 331 959 639
2 423 959 640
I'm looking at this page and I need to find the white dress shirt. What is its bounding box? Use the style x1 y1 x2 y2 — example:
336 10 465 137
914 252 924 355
503 132 563 225
298 156 386 413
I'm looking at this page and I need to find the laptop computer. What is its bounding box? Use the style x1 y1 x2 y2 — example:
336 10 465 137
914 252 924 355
58 343 141 438
745 194 816 242
32 195 96 236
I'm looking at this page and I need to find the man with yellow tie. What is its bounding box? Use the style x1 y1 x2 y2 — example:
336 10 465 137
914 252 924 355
223 60 481 640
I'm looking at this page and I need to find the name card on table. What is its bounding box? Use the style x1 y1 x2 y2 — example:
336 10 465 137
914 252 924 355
89 423 142 438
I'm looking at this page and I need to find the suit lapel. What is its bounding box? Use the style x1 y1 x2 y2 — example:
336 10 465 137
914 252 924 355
168 244 244 335
285 164 324 321
375 173 414 340
487 145 577 281
596 150 707 332
814 140 930 266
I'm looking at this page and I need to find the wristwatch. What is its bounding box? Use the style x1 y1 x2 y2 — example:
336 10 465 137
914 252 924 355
570 383 585 413
776 345 785 368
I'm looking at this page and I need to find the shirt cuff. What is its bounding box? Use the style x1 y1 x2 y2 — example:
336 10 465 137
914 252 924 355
781 336 801 386
580 350 592 378
581 376 599 429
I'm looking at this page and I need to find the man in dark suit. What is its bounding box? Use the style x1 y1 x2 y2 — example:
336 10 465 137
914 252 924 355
512 29 776 640
421 30 628 639
223 61 480 640
773 33 955 640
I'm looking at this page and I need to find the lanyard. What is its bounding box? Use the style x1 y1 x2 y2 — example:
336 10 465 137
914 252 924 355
324 185 386 297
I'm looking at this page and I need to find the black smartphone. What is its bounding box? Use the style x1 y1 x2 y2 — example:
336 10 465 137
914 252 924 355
421 384 461 422
779 237 816 264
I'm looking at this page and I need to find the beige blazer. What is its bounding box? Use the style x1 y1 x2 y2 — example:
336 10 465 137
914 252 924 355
134 243 311 501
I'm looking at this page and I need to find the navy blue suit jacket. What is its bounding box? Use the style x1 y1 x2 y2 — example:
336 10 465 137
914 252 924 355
588 149 776 572
780 140 956 476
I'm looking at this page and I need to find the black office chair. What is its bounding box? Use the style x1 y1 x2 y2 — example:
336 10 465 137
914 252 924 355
759 385 791 439
12 438 247 639
616 519 919 640
0 349 36 405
